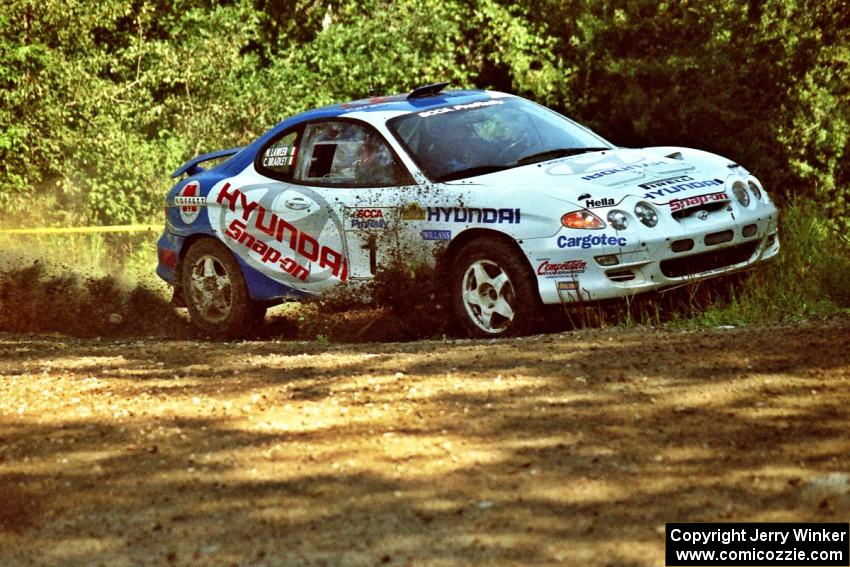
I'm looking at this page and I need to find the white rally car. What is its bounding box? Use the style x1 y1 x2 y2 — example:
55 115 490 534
157 83 779 337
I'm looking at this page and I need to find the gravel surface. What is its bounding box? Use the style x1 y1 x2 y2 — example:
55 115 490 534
1 316 849 566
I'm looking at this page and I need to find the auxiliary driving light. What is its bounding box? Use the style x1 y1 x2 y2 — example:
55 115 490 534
634 202 658 227
607 210 629 231
732 181 750 207
595 254 619 267
748 180 762 201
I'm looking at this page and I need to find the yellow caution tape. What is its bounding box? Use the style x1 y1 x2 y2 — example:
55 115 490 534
0 224 160 235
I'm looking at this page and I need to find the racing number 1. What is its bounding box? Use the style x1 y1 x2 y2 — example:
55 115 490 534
361 234 377 275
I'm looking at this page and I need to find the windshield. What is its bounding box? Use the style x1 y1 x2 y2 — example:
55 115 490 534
387 96 612 182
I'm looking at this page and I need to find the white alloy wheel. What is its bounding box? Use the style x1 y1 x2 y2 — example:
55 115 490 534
188 254 234 324
461 259 517 334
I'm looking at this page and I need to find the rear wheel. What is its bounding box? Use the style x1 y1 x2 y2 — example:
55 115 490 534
450 239 542 338
181 238 260 337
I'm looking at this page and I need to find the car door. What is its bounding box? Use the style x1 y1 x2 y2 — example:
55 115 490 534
289 119 418 281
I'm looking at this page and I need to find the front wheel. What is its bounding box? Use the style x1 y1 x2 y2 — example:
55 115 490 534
181 238 260 337
450 239 542 338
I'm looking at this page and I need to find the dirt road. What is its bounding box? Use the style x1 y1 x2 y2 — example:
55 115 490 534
1 316 849 566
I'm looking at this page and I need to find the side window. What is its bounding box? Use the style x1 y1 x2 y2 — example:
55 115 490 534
293 121 413 187
258 130 299 178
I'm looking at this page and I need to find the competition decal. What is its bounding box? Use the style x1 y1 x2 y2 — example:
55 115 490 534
537 260 586 277
557 233 626 249
669 191 729 213
427 207 520 224
213 183 348 283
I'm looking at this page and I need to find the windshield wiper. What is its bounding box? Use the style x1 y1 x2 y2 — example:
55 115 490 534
435 165 512 182
516 147 609 166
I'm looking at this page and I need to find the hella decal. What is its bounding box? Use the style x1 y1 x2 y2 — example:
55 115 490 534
557 234 627 249
585 198 615 208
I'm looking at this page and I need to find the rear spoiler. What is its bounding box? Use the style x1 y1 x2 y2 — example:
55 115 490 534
170 146 243 179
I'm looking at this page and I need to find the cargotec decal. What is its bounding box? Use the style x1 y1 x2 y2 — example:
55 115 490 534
557 234 626 249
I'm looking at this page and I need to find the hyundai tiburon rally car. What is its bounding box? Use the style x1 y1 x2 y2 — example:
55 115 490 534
157 83 779 337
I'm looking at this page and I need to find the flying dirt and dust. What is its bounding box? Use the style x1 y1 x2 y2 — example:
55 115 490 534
0 254 192 338
0 244 454 341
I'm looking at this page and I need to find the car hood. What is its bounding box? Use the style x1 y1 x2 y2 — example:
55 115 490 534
447 147 732 207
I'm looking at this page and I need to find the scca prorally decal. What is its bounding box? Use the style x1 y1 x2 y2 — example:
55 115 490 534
177 181 202 224
421 230 451 241
537 260 586 277
642 178 724 199
348 208 388 230
215 183 348 281
557 234 626 249
418 99 504 118
580 161 666 181
557 281 579 291
225 219 310 281
585 197 615 208
637 175 693 191
427 207 520 224
670 192 729 213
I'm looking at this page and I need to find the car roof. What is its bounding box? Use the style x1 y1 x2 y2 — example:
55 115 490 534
212 88 504 179
304 88 497 119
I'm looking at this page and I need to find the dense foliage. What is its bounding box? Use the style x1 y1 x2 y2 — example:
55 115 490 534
1 0 848 228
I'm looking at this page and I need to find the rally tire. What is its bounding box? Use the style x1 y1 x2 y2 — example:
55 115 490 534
450 239 542 338
181 238 259 337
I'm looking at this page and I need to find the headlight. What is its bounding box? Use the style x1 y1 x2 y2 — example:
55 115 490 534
747 180 762 201
634 202 658 227
607 210 629 230
561 210 605 229
732 181 750 207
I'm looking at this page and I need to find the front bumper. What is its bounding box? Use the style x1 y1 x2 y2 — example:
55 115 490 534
524 201 779 305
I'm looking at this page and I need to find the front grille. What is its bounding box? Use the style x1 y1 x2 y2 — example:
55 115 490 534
660 241 759 278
